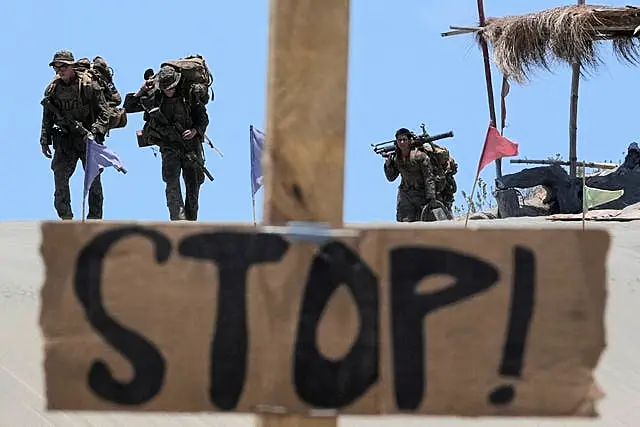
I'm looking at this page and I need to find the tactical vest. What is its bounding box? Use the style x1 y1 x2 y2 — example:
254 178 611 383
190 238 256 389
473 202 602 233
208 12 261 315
45 71 127 134
44 72 96 127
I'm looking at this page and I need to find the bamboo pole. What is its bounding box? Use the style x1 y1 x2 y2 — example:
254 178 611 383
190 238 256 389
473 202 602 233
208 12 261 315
509 159 618 169
476 0 501 178
569 0 585 178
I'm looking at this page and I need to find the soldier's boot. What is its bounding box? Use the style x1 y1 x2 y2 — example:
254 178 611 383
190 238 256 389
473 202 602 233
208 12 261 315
55 207 73 220
168 204 186 221
53 185 73 220
184 205 198 221
184 184 201 221
165 180 186 220
86 174 104 220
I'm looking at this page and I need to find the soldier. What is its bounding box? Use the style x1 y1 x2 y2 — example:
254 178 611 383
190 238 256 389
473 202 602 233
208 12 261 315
416 126 457 216
40 50 111 220
383 128 439 222
91 56 122 108
440 156 458 212
75 57 91 71
123 65 210 221
90 56 127 136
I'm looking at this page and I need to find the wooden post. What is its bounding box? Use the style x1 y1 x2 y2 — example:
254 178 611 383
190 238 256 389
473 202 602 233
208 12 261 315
259 0 349 427
476 0 502 178
261 0 348 228
569 0 585 178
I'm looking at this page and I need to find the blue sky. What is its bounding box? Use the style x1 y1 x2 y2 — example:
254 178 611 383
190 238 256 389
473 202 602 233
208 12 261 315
0 0 635 222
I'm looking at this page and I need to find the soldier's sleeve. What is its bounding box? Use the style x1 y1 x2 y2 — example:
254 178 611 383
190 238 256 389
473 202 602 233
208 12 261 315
40 83 55 146
420 153 437 200
88 81 111 137
384 156 399 181
191 102 209 138
40 102 53 146
122 92 145 113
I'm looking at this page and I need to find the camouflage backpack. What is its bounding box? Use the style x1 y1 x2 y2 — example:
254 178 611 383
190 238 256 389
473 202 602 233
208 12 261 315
88 56 127 132
418 139 458 195
422 143 456 175
160 54 215 105
44 57 127 134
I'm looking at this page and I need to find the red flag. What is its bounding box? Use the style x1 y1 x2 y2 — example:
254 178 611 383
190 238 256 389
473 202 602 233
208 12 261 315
476 125 519 174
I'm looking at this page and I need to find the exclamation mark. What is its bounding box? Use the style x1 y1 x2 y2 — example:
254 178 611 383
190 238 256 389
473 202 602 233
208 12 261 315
489 246 536 405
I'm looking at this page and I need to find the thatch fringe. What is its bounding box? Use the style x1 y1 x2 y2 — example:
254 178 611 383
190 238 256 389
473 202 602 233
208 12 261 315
477 5 640 83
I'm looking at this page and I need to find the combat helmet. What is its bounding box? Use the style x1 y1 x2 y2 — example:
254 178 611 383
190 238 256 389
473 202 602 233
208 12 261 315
157 65 181 90
49 50 75 67
75 58 91 71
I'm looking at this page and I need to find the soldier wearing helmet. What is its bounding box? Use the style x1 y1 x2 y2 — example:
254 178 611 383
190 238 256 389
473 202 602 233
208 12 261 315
123 65 210 221
39 50 112 220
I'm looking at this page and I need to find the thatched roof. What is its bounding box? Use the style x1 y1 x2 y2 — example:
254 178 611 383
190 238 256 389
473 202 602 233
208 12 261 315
476 4 640 83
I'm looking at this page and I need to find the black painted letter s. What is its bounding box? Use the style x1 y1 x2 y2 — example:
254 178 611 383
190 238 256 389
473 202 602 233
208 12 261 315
74 226 171 405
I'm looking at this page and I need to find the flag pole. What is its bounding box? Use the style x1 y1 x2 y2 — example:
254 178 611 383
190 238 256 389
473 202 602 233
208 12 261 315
464 170 481 228
252 196 257 226
476 0 501 178
464 123 491 228
250 124 257 227
581 166 586 230
82 138 88 223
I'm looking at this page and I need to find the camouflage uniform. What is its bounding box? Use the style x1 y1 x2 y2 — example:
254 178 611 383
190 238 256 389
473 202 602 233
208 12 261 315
91 56 122 108
75 58 91 71
91 56 127 134
40 50 111 220
384 148 438 222
123 66 209 221
420 138 457 214
439 157 457 211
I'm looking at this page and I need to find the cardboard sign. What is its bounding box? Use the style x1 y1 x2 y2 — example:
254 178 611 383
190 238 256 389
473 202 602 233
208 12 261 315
40 221 609 416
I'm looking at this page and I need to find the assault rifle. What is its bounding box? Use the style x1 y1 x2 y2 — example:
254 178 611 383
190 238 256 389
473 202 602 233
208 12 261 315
41 97 91 138
371 126 454 157
184 151 214 182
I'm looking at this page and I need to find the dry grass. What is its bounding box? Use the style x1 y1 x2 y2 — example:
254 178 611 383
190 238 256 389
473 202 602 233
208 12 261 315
477 5 640 83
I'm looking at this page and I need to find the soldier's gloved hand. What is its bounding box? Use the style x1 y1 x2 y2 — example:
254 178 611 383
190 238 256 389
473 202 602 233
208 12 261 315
182 128 197 140
41 143 52 159
88 128 105 144
94 132 105 144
